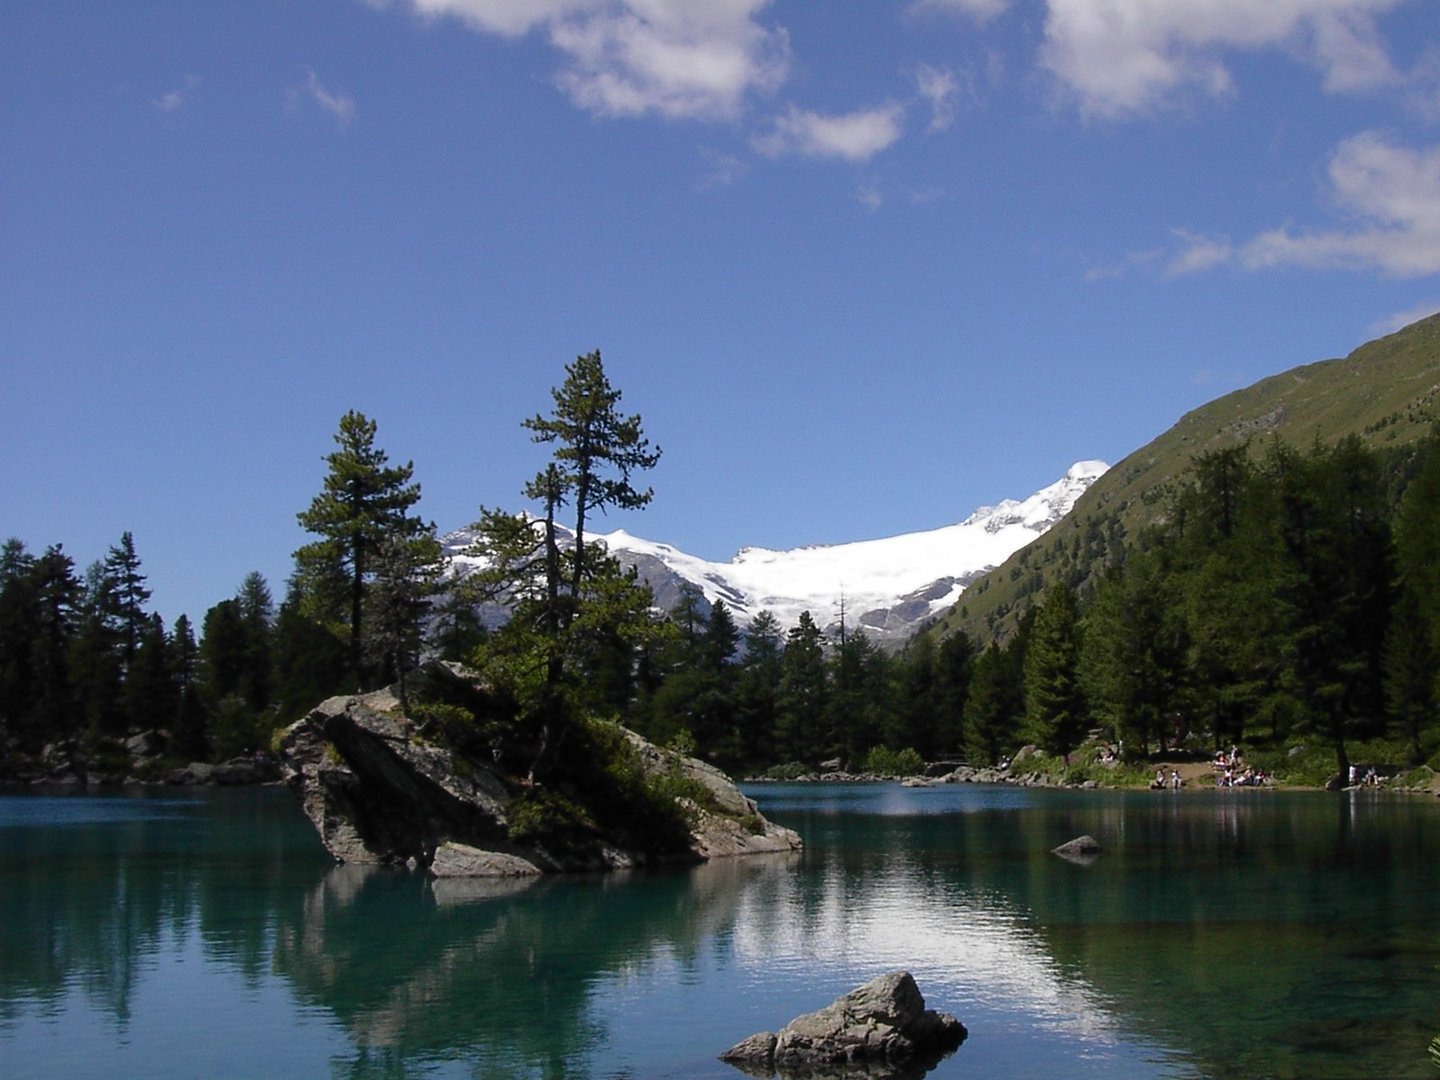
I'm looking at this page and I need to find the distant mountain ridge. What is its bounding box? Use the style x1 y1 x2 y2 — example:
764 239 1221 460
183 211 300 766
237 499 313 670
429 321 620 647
442 461 1107 645
931 312 1440 646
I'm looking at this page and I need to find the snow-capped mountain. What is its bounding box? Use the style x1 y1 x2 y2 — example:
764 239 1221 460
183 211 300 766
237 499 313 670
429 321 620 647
442 461 1107 646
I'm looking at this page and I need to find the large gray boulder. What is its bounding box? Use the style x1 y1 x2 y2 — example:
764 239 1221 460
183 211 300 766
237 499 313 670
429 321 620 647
277 662 801 876
720 971 966 1074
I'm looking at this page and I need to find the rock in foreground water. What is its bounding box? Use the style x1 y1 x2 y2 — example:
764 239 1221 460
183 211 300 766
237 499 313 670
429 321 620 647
720 971 966 1074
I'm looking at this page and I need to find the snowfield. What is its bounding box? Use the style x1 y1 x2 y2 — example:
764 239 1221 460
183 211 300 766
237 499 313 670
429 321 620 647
443 460 1107 643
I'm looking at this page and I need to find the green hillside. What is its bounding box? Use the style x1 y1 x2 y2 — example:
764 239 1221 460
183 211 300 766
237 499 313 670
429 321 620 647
934 312 1440 646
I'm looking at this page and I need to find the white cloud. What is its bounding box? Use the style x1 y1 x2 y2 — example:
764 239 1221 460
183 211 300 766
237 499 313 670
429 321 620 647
910 0 1010 24
1040 0 1406 119
395 0 789 121
1240 132 1440 276
1369 300 1440 335
752 104 905 162
1159 133 1440 279
301 70 356 125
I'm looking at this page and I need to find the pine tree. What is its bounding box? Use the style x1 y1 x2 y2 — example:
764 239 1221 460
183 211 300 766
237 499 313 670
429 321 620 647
170 613 208 761
102 531 151 670
522 350 661 607
295 411 428 690
29 546 81 746
777 611 827 765
0 539 39 739
72 560 125 740
235 571 275 712
1022 582 1085 756
464 352 662 781
965 640 1024 765
363 530 442 716
735 610 783 767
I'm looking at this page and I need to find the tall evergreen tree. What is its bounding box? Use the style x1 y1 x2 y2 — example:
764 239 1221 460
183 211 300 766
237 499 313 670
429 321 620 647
295 410 428 690
235 571 275 712
29 546 81 746
0 539 39 738
464 352 661 781
170 613 208 761
72 559 124 740
1021 582 1085 755
735 610 783 767
777 611 828 765
522 350 661 607
964 637 1025 765
363 530 442 716
102 531 151 670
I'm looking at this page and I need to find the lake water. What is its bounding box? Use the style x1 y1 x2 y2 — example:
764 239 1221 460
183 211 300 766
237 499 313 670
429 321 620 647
1 782 1436 1079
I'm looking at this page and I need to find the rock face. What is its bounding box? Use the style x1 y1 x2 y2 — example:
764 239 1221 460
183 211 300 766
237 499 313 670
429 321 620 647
277 662 801 876
720 971 966 1075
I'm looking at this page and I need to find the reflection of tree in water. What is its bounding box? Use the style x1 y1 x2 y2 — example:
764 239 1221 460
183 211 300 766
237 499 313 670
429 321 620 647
270 853 799 1079
0 790 329 1030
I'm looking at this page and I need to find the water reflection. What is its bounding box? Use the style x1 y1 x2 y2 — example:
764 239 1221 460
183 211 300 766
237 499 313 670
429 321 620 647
2 785 1438 1078
270 853 802 1077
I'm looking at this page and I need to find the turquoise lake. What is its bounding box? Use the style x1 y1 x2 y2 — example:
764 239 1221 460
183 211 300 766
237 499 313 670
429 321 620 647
1 782 1437 1078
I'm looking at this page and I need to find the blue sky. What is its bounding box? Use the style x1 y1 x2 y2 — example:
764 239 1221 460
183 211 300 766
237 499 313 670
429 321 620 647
5 0 1440 626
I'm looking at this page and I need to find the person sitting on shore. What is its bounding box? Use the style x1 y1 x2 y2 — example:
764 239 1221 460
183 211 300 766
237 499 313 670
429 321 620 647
1152 769 1166 790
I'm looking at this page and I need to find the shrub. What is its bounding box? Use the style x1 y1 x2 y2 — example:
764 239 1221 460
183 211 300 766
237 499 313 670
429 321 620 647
508 789 594 848
861 746 925 777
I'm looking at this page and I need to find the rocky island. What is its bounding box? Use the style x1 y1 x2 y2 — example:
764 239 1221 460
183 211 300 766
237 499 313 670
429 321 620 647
277 661 801 877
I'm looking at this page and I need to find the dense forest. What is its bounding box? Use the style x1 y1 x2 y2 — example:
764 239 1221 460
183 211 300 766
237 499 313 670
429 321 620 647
5 356 1440 787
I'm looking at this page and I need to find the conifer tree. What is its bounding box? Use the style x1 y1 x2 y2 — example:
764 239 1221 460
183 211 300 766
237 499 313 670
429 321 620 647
170 613 208 761
965 640 1024 765
30 546 81 745
0 539 38 738
102 531 151 670
464 352 661 780
295 411 428 690
735 610 783 767
777 611 827 764
1021 582 1085 755
522 350 661 607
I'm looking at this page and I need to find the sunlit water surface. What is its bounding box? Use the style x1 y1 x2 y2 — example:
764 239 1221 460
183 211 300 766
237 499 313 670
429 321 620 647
2 782 1436 1078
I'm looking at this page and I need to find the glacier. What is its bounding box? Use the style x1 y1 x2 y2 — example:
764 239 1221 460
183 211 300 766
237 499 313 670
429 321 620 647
442 460 1107 646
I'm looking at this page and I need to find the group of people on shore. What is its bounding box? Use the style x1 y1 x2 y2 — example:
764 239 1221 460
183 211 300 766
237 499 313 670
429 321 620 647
1213 748 1269 788
1145 748 1273 790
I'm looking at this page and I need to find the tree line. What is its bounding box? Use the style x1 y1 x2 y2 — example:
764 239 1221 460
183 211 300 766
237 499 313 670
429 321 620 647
6 353 1439 783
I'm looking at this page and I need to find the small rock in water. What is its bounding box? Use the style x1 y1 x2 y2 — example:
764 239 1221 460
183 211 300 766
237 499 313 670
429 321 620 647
719 970 966 1073
1051 834 1102 861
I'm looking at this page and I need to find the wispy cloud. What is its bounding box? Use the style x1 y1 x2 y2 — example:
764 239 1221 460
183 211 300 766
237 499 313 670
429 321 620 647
752 104 905 162
916 64 959 132
909 0 1010 25
154 75 199 113
395 0 789 121
294 70 356 126
1040 0 1407 120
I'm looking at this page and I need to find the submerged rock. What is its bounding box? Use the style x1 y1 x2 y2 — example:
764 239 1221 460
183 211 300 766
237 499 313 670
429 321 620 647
277 662 801 876
1051 834 1102 863
720 971 966 1075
